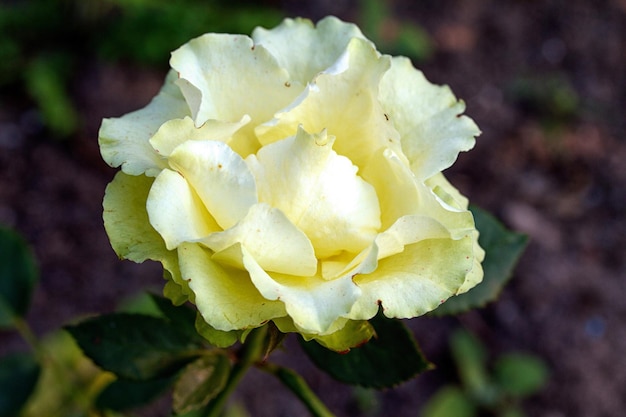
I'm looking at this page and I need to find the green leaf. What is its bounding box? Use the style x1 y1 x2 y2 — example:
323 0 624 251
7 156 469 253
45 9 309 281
300 312 433 388
494 353 549 397
0 352 41 417
432 206 528 316
420 386 476 417
172 353 231 414
149 293 199 340
96 376 175 412
0 226 38 328
450 329 495 404
65 313 201 380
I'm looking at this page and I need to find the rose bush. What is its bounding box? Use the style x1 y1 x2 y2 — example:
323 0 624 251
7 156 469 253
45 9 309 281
99 16 484 352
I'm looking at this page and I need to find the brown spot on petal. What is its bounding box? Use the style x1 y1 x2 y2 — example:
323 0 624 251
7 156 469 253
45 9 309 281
284 81 291 87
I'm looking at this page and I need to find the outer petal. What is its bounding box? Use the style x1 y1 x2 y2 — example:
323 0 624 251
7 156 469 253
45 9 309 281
201 203 318 276
103 172 191 302
146 169 220 250
170 33 301 156
241 246 365 335
168 140 257 230
426 173 484 293
178 242 286 331
378 57 480 180
252 16 369 85
99 70 190 177
149 115 250 157
274 316 375 352
255 37 402 169
350 235 475 320
246 127 381 258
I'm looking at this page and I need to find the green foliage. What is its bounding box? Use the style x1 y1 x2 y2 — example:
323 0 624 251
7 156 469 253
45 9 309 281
0 0 283 138
0 353 41 417
494 353 549 397
359 0 434 61
300 311 433 388
24 54 79 138
0 226 38 328
421 329 549 417
432 206 528 316
421 386 476 417
507 74 580 129
65 313 202 380
96 376 175 412
97 0 284 66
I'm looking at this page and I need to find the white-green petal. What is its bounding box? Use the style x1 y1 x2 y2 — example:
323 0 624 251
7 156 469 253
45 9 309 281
246 127 381 258
178 242 286 331
252 16 369 84
457 230 485 294
241 246 362 334
149 115 250 157
378 56 480 180
201 203 317 277
350 236 475 321
255 37 401 169
147 168 219 250
168 140 257 230
103 172 190 303
99 70 190 177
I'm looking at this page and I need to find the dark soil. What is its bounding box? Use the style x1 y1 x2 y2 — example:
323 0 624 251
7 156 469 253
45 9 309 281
1 1 624 416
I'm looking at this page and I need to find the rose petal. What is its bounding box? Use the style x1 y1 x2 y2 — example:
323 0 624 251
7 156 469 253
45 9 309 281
373 170 478 260
349 235 476 320
147 168 220 250
255 37 402 169
201 203 317 276
170 33 301 156
149 115 250 157
99 70 190 176
378 56 480 180
360 147 420 230
178 242 286 331
103 172 191 302
246 127 381 258
168 140 257 230
252 16 368 85
241 246 363 334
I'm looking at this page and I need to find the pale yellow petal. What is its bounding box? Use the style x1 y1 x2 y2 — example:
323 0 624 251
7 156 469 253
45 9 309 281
241 246 363 334
146 169 219 250
170 33 301 156
99 70 190 177
379 56 480 180
178 242 286 331
168 140 257 230
246 127 380 258
255 37 401 169
149 115 250 157
252 16 369 84
350 236 475 320
201 203 317 276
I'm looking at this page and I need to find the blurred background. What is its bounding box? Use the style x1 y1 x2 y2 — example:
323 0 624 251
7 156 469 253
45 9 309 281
0 0 624 416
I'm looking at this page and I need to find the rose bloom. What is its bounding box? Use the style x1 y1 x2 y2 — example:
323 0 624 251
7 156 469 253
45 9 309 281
100 17 484 351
